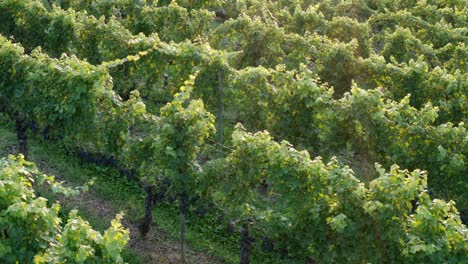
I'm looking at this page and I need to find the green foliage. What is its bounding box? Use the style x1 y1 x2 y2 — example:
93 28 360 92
0 0 467 262
124 74 215 196
156 75 215 191
0 35 115 147
0 155 129 263
207 127 467 262
363 55 467 124
317 40 361 96
49 0 215 42
331 85 466 203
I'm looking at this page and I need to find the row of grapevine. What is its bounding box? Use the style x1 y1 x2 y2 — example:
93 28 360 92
204 126 467 262
48 0 216 42
0 155 129 263
49 0 466 72
0 34 116 158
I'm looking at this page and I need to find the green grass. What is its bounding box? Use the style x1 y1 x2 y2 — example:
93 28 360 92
0 119 298 264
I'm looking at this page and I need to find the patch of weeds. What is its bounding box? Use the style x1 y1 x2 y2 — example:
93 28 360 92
152 202 296 264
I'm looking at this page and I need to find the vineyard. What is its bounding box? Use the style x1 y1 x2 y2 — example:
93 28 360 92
0 0 466 263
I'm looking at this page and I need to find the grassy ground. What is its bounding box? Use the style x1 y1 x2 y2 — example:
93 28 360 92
0 118 294 264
